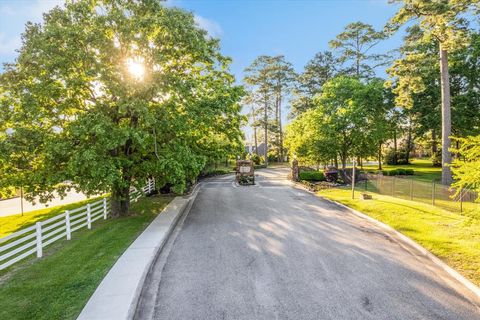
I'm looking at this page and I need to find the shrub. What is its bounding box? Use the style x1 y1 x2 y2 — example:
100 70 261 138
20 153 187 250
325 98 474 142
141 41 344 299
405 169 414 175
299 171 325 181
431 149 442 167
396 168 406 175
381 170 389 176
387 169 398 176
384 149 399 165
249 153 262 165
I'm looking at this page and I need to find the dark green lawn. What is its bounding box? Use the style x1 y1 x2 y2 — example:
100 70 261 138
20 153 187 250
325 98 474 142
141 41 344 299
0 195 172 320
362 158 442 182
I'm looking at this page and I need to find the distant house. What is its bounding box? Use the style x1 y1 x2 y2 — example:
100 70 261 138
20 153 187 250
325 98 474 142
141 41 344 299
245 142 266 156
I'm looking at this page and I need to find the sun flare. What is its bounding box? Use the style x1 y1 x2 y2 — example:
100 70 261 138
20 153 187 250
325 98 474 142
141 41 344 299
126 57 145 80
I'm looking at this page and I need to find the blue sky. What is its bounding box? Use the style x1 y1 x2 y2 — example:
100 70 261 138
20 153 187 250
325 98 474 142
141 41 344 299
1 0 403 78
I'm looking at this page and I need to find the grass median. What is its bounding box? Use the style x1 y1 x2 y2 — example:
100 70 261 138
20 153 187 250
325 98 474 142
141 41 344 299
317 187 480 286
0 195 172 320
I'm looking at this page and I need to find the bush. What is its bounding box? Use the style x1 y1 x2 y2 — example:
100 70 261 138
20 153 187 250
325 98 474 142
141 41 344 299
396 168 406 175
431 149 442 167
384 149 399 165
387 169 398 176
299 171 325 181
405 169 414 175
249 153 262 165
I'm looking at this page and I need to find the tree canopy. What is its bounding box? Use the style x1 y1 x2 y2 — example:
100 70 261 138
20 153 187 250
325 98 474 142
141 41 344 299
0 0 243 215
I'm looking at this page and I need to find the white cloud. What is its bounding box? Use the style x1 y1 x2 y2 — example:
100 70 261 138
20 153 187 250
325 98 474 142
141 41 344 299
0 33 21 55
194 15 223 39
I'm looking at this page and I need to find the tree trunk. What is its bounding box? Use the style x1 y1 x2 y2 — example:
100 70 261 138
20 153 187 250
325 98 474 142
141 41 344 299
341 153 347 170
264 97 268 166
111 184 130 217
334 156 338 169
406 125 412 164
393 128 398 165
378 142 382 170
278 92 284 162
431 130 437 155
275 94 279 161
252 106 258 155
254 126 258 155
439 47 453 185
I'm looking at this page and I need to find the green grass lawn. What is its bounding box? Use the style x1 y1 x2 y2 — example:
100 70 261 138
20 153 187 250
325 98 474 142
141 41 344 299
361 158 442 182
0 196 107 238
0 195 172 320
318 187 480 286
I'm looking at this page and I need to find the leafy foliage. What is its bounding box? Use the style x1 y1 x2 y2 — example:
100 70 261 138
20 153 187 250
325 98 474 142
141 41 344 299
451 136 480 198
299 171 325 182
0 0 243 215
329 21 388 79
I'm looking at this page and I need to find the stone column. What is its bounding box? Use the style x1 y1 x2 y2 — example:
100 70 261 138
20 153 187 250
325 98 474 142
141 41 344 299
292 159 299 182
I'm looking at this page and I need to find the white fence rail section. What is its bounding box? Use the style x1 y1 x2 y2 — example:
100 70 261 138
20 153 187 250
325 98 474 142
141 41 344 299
0 179 155 271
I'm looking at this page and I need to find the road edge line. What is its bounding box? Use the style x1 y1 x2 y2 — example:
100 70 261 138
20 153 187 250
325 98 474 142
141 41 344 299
292 181 480 300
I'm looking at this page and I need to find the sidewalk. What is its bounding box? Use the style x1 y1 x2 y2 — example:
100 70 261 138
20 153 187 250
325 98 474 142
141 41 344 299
77 186 199 320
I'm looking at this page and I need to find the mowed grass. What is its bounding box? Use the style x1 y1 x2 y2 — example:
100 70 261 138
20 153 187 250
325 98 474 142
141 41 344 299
0 195 172 320
362 158 442 182
318 187 480 286
0 197 106 238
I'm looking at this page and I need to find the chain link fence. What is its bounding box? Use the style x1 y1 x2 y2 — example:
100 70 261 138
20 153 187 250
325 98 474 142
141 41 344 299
356 173 479 213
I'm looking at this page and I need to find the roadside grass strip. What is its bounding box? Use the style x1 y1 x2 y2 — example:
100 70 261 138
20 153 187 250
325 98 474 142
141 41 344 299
0 195 172 320
317 187 480 287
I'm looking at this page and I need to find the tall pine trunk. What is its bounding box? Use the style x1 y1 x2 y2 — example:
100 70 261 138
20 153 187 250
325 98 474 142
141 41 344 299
439 47 453 185
254 126 258 155
278 93 283 162
264 96 268 166
393 127 398 165
378 142 382 170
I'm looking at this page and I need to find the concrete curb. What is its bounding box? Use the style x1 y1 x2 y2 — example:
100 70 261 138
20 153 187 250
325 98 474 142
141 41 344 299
291 181 480 300
77 186 200 320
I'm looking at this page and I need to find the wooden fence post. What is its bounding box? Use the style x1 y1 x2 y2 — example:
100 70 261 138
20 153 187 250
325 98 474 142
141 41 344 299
65 210 71 240
35 222 43 258
87 204 92 229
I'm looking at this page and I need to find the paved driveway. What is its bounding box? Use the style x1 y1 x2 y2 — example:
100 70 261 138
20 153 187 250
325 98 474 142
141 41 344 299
138 168 480 320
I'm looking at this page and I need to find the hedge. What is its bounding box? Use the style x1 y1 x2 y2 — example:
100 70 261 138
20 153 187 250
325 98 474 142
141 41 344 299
299 171 325 181
381 169 414 176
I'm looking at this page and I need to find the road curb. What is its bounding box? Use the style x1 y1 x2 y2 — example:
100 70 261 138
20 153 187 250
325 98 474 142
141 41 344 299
292 181 480 300
76 186 200 320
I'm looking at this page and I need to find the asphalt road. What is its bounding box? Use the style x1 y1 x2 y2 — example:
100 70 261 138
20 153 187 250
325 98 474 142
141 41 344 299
138 168 480 320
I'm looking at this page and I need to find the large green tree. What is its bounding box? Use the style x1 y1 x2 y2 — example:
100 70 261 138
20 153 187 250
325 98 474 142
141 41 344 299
329 21 388 79
286 77 391 171
0 0 243 216
387 0 480 185
244 55 295 163
290 51 338 118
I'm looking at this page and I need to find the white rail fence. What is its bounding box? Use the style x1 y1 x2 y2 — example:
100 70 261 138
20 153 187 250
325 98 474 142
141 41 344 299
0 179 155 271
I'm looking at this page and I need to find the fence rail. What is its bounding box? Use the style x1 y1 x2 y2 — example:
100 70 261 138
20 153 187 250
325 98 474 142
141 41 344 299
357 174 479 213
0 179 155 271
